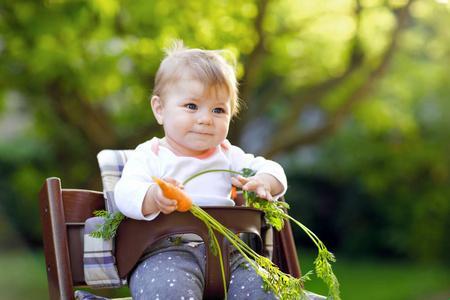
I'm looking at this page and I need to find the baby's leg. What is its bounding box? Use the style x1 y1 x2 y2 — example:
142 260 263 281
227 252 277 300
129 244 205 300
227 252 327 300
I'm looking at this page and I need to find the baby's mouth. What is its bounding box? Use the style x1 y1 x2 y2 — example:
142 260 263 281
191 131 213 136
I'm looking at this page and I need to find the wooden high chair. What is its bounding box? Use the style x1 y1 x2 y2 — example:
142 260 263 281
39 177 300 300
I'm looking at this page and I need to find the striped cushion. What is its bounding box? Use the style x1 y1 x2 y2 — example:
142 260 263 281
83 217 126 288
81 150 133 291
75 290 132 300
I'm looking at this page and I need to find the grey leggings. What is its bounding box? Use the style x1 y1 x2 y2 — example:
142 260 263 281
129 241 276 300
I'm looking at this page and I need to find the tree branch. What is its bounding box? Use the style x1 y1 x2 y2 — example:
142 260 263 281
46 80 118 152
228 0 270 143
264 0 414 158
243 1 364 139
278 0 364 131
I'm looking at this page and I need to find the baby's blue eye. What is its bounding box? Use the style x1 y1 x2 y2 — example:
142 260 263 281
185 103 197 110
213 107 225 114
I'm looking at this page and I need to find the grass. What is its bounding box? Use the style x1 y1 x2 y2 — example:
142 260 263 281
0 249 130 300
299 250 450 300
0 249 448 299
0 250 48 300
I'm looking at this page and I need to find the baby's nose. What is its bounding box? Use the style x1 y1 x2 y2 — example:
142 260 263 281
197 112 212 125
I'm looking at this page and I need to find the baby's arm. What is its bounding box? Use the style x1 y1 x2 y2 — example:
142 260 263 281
231 173 283 201
115 142 180 220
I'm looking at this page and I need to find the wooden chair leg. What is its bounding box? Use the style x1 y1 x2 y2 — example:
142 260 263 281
39 177 75 300
279 220 302 278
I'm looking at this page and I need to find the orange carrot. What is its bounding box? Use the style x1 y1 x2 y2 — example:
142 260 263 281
230 185 237 200
152 176 192 212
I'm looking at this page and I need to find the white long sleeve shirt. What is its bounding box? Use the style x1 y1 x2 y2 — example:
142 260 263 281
114 138 287 221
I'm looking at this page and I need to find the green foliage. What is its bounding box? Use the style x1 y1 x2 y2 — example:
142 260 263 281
241 167 290 231
0 0 448 266
90 210 125 240
244 187 290 231
191 204 313 300
240 169 340 299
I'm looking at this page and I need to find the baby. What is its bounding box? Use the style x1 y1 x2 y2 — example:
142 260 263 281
115 41 287 299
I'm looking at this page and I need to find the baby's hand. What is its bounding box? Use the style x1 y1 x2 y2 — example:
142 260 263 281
231 174 274 201
153 177 184 214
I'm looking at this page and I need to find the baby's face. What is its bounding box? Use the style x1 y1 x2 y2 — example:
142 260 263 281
156 77 231 156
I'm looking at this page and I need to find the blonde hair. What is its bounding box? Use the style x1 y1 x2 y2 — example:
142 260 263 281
153 41 240 116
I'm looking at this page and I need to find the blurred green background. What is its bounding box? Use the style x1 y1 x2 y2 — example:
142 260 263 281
0 0 449 299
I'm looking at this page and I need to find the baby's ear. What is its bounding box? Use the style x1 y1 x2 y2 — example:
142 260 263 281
151 95 164 125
